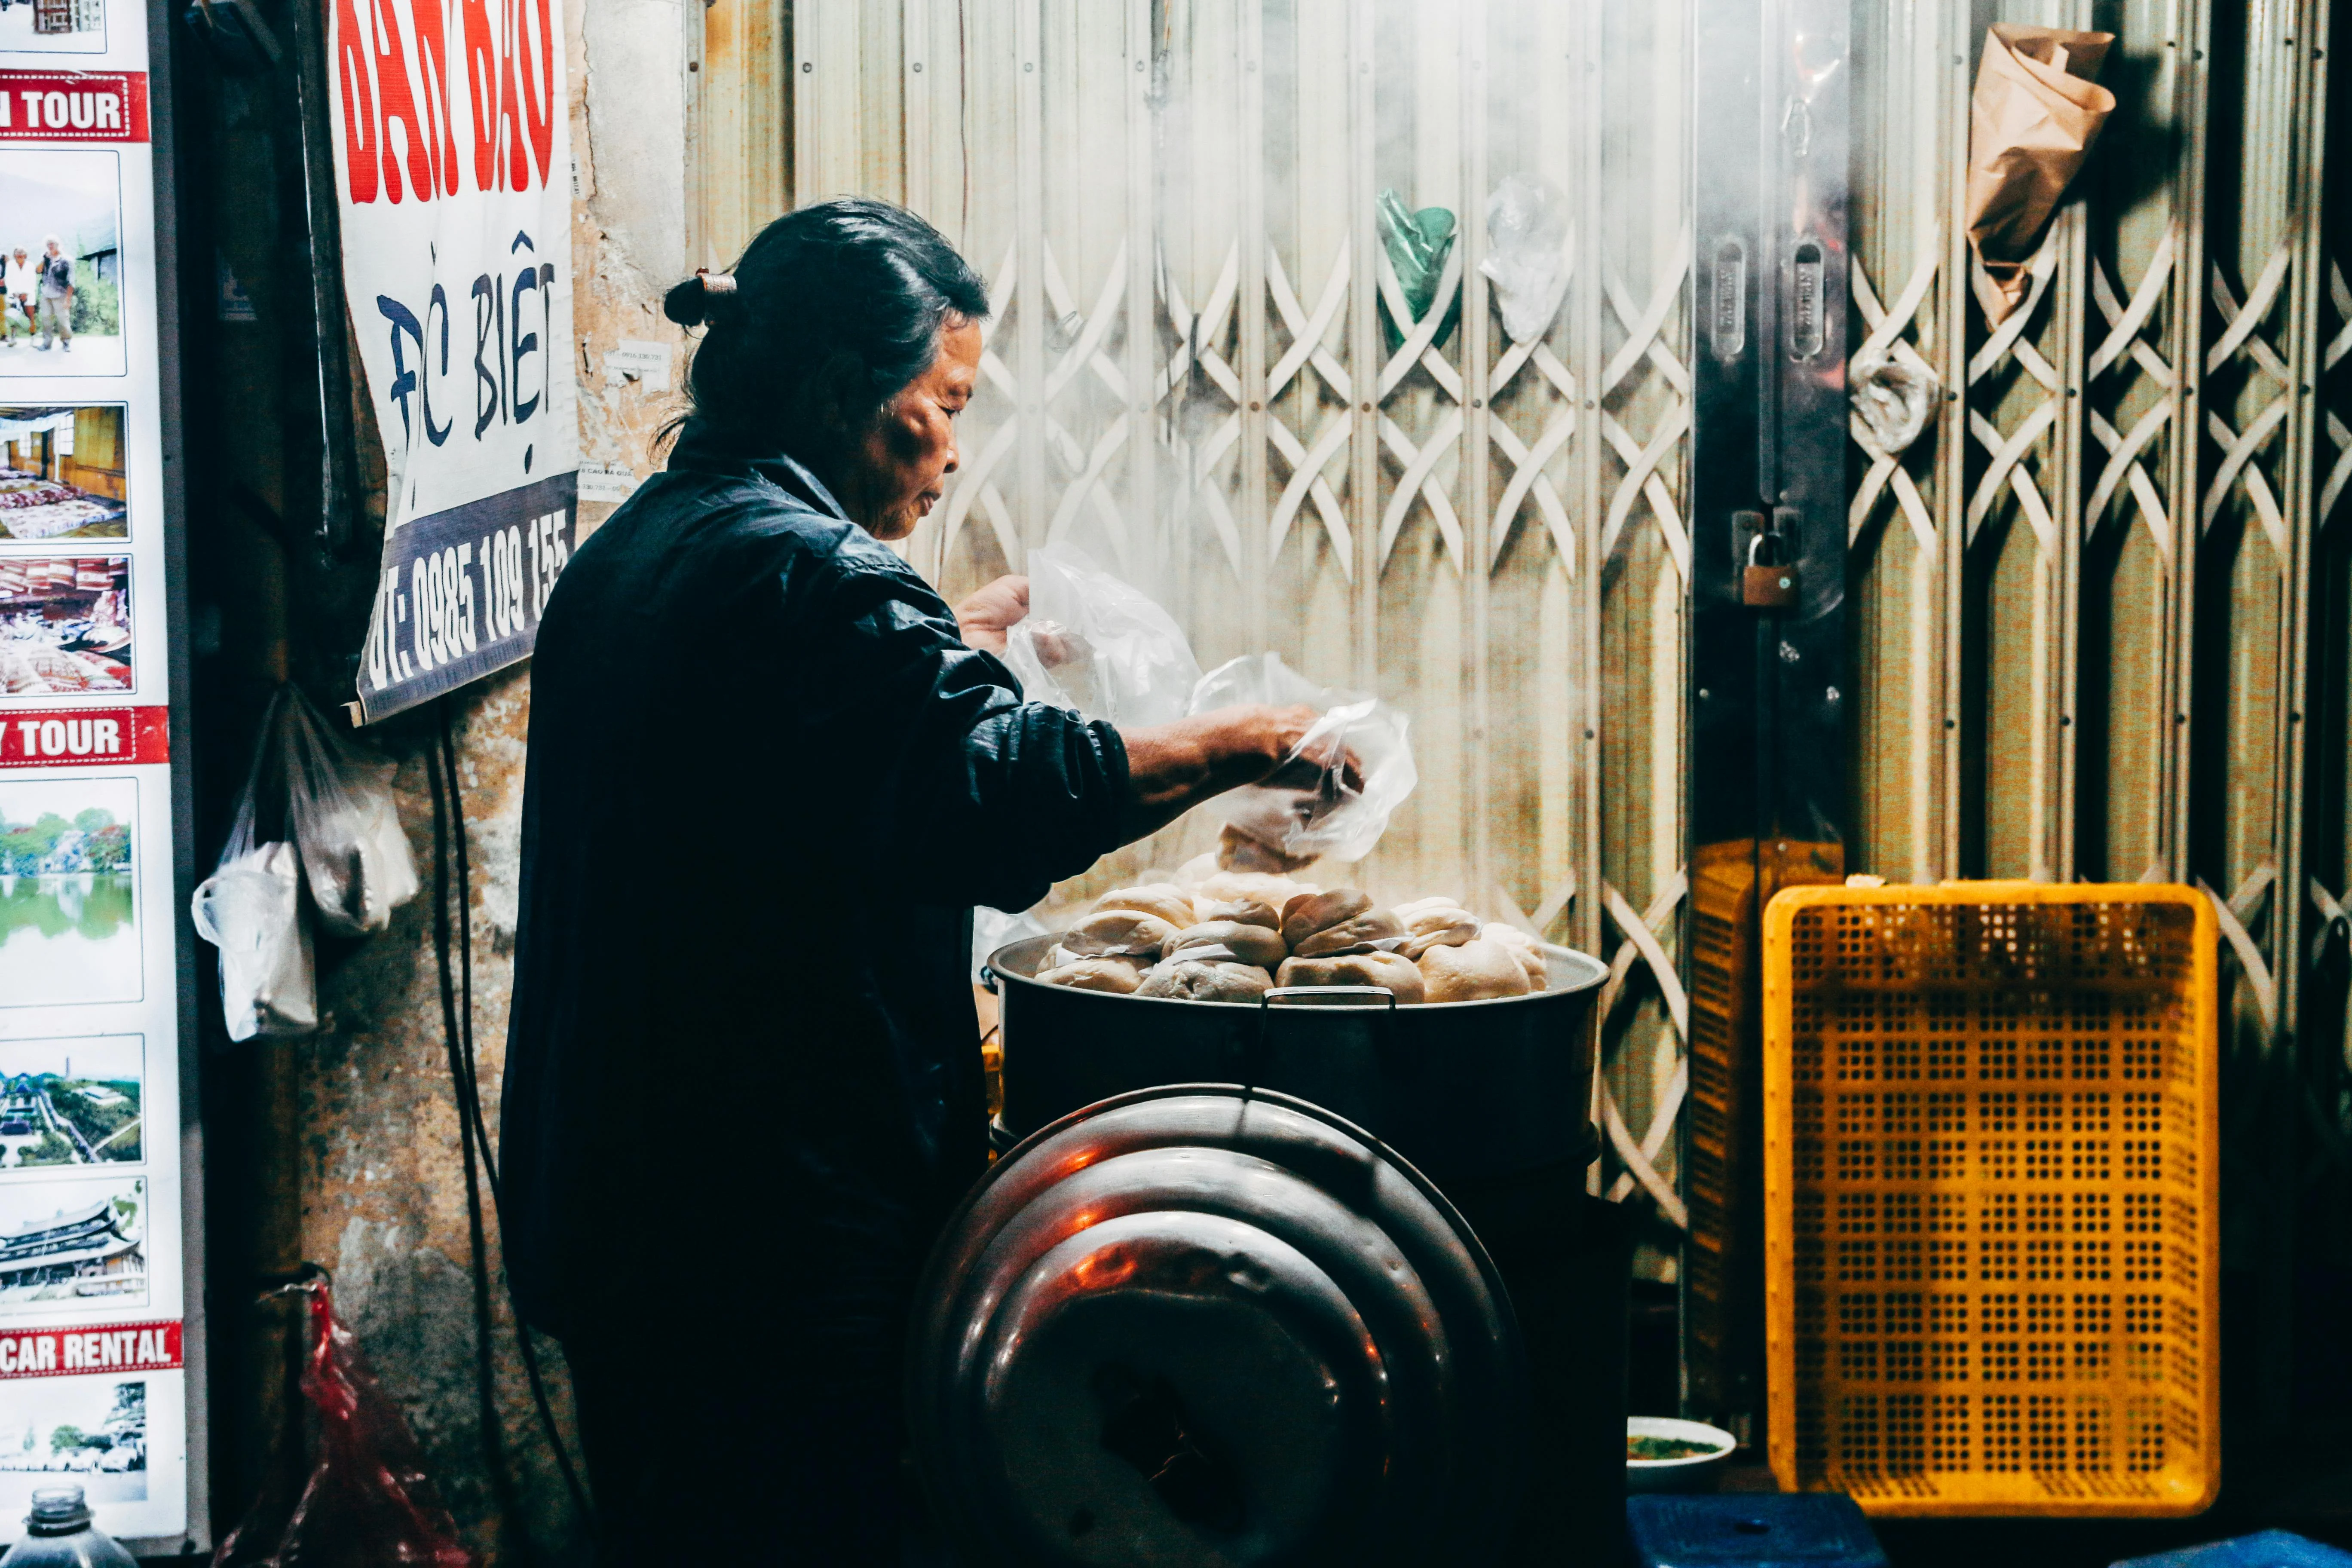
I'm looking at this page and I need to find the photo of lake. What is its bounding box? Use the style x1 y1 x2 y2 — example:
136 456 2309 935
0 778 136 1008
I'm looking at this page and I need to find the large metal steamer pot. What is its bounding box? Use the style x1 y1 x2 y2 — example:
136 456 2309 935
986 933 1609 1193
910 1087 1533 1566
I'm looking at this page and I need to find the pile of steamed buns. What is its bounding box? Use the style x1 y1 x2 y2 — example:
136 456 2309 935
1034 871 1548 1005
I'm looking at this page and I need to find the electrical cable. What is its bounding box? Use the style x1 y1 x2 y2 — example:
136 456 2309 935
427 702 597 1534
427 724 536 1558
426 723 526 1556
433 709 594 1524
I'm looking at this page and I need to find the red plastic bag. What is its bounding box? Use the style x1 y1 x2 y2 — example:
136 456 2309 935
214 1275 478 1568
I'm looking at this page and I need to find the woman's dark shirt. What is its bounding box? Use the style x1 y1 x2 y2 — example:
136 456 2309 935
499 423 1129 1338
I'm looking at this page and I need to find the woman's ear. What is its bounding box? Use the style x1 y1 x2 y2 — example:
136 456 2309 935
805 349 871 438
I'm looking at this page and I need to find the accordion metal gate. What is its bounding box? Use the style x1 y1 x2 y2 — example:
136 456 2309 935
690 0 2352 1443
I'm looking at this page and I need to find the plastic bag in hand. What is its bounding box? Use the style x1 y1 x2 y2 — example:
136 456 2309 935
1480 173 1570 344
1188 652 1418 867
1849 342 1941 456
279 686 418 938
190 695 315 1042
999 545 1201 728
212 1273 479 1568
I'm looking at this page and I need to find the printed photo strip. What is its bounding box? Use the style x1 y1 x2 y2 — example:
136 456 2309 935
0 0 106 56
0 407 123 541
0 150 121 376
0 775 136 1009
0 553 127 694
0 1037 139 1170
0 1173 144 1314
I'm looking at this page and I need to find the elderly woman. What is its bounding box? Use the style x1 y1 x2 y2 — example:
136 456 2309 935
500 199 1321 1562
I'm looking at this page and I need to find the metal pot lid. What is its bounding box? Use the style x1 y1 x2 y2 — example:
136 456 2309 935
909 1085 1529 1567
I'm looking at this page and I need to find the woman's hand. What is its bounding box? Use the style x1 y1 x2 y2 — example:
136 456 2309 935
1115 704 1361 842
953 575 1030 653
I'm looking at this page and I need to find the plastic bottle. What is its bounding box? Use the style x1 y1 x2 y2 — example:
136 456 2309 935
0 1485 138 1568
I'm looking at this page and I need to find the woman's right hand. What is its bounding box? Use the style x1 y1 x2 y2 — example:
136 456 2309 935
1223 704 1367 793
952 574 1030 653
1113 704 1360 842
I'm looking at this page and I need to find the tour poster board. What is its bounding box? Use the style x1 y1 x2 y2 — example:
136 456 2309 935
0 0 199 1549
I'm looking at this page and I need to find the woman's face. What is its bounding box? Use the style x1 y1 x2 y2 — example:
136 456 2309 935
846 318 982 542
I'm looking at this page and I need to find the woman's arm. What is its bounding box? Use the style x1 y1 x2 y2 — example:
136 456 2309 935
804 558 1351 901
1115 704 1342 842
948 576 1342 842
952 574 1029 653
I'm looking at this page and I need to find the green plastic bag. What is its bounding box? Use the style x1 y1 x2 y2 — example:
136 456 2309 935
1378 189 1459 354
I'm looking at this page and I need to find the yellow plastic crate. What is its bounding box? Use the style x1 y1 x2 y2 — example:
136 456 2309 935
1764 882 2218 1516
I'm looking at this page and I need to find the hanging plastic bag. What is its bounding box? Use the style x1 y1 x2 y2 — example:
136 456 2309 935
1188 653 1417 870
1000 545 1202 729
213 1272 479 1568
1481 173 1570 344
1377 190 1460 352
190 695 315 1042
279 686 419 937
1849 342 1941 456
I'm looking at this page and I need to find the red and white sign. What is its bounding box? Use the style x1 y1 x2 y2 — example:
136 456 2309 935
0 704 167 766
329 0 577 721
0 70 145 139
0 1320 181 1381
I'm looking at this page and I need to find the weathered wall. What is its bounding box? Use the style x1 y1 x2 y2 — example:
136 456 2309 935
186 0 693 1555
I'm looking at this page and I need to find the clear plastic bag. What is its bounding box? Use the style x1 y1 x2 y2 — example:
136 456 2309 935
213 1272 479 1568
1481 173 1570 344
1849 342 1941 456
999 546 1203 729
279 687 419 938
190 695 316 1042
972 903 1050 982
1187 653 1418 867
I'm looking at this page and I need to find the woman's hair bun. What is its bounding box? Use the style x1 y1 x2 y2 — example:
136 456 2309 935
661 270 737 328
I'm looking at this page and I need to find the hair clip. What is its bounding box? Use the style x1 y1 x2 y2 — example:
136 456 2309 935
697 269 738 295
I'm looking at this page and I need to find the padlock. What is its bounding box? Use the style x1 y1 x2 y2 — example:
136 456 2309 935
1742 533 1799 609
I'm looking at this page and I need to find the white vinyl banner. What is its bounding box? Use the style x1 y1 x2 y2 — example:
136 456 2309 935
0 0 200 1550
327 0 578 721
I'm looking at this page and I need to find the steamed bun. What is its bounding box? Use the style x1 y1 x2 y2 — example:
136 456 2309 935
1397 902 1480 960
1418 938 1532 1003
1137 959 1274 1003
1292 908 1406 959
1481 923 1549 991
1196 897 1282 931
1274 950 1427 1005
1189 869 1319 921
1280 889 1373 949
1064 910 1181 959
1035 956 1146 994
1091 884 1197 931
1217 821 1320 875
1165 920 1288 969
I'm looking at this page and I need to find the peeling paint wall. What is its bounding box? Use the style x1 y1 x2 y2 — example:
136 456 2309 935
286 3 701 1553
294 667 566 1556
186 0 698 1556
574 0 698 498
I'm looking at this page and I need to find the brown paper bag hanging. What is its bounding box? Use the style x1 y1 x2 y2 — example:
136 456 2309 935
1964 25 2116 325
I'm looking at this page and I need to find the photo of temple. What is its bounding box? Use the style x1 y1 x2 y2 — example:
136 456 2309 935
0 1189 140 1306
